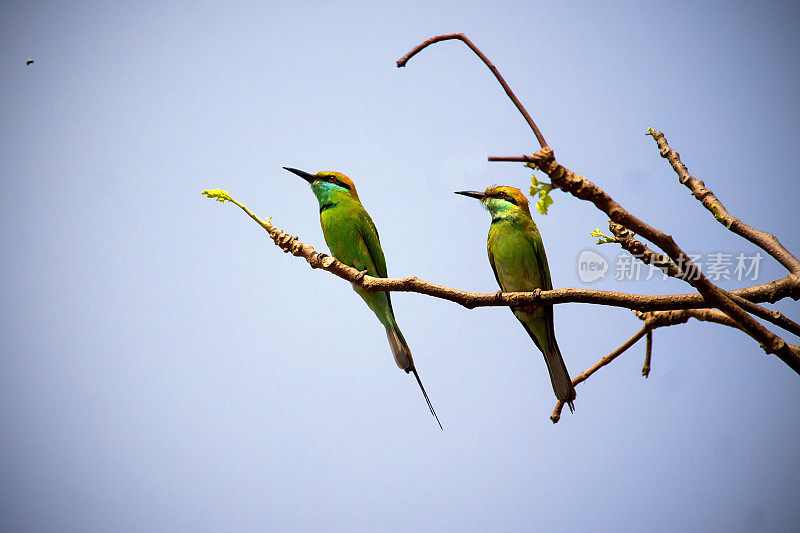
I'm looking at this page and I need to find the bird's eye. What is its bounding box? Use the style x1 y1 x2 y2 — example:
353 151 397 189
498 192 506 199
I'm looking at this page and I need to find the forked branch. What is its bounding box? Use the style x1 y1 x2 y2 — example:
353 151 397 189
204 34 800 424
551 326 650 423
397 33 797 370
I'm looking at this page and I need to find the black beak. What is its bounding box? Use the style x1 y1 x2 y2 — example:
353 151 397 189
283 166 316 184
454 190 486 200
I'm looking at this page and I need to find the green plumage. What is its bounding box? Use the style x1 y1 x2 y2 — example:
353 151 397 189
285 167 441 429
457 186 576 411
320 197 396 327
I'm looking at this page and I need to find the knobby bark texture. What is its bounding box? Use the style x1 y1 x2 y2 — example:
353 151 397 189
204 33 800 424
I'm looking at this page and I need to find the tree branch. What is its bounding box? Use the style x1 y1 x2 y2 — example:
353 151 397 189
398 35 796 359
399 33 800 377
507 146 798 370
205 35 800 425
646 129 800 274
642 330 653 378
202 186 800 375
608 221 682 278
397 33 548 149
552 307 800 423
638 308 744 331
608 221 800 338
550 326 650 423
635 308 800 369
201 189 799 314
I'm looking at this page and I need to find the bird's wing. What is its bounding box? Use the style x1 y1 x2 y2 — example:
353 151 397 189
519 221 559 350
521 222 553 291
358 211 388 279
487 245 503 289
357 210 394 312
488 222 549 292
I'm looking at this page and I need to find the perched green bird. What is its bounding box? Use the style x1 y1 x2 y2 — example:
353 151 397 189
456 186 576 411
284 167 442 428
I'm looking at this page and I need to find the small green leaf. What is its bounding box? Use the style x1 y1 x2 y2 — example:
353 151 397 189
536 194 553 215
589 228 615 245
530 174 555 215
202 189 232 203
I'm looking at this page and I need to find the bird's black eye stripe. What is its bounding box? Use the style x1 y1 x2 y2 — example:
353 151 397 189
319 175 351 190
493 191 517 205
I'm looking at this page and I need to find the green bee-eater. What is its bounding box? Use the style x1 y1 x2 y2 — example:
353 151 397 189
456 186 576 411
284 167 442 429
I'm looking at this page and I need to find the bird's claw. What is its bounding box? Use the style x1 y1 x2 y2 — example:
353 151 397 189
494 289 504 302
354 269 369 283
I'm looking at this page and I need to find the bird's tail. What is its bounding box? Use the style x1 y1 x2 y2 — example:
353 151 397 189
543 337 576 413
386 324 443 430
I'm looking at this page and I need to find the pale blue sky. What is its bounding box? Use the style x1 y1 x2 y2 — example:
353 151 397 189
2 1 799 531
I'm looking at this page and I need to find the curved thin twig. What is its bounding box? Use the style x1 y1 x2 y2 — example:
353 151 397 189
397 33 548 149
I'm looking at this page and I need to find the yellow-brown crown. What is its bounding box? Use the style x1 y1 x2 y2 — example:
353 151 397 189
316 171 359 201
484 185 531 217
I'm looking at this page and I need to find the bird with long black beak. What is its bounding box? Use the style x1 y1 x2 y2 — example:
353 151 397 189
456 186 576 412
285 167 442 429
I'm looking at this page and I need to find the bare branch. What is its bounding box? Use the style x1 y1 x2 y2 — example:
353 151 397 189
647 129 800 274
637 308 800 367
551 326 650 423
642 330 653 378
397 33 548 149
203 187 800 375
488 156 536 163
608 221 800 338
400 35 798 366
203 189 798 310
608 221 682 278
638 308 743 331
503 146 799 371
551 304 800 423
